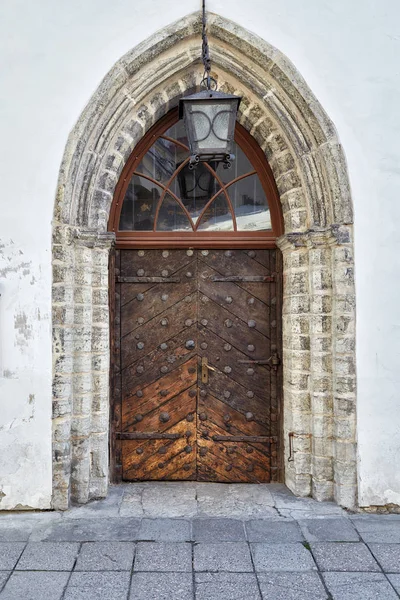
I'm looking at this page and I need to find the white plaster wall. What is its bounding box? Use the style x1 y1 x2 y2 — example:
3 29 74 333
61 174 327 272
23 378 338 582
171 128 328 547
0 0 399 508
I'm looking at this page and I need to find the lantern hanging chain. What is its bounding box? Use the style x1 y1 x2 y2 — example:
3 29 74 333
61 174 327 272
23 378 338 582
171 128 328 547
201 0 216 90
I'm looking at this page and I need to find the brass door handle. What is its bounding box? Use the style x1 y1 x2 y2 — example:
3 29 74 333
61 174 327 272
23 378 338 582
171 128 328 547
201 357 215 383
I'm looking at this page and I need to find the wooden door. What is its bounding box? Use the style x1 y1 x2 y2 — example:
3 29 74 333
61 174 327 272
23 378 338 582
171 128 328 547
113 248 281 483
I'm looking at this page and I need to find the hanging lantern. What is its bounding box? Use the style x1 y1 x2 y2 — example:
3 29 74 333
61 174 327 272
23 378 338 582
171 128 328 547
178 0 241 169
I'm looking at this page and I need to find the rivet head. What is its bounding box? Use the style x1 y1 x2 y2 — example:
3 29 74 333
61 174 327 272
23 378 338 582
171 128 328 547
246 446 254 454
136 447 144 454
247 464 254 472
248 320 256 328
248 250 256 258
137 269 145 276
224 319 233 328
159 447 167 454
247 391 254 398
159 412 170 423
161 318 168 326
162 250 169 258
224 366 232 374
183 464 191 471
200 342 208 350
224 343 232 351
160 366 168 374
188 367 196 374
185 319 193 327
184 295 192 303
224 390 231 399
136 365 144 374
184 445 192 453
138 250 145 256
247 344 255 352
225 250 233 257
137 317 144 325
136 390 143 398
200 390 207 397
186 249 194 256
134 414 143 422
189 389 197 397
137 342 144 350
199 412 207 421
227 447 235 454
247 368 255 376
160 390 168 397
186 339 195 349
158 462 164 468
225 464 233 471
161 269 169 277
186 271 192 278
186 414 194 422
160 343 168 350
201 319 208 326
271 297 277 305
223 414 231 422
135 334 140 340
137 293 144 302
201 250 209 256
186 430 192 437
248 297 255 305
225 296 233 304
161 294 169 302
271 320 276 328
199 447 207 456
245 412 254 421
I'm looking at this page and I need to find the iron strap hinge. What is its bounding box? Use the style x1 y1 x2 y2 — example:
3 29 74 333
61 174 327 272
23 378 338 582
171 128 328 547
116 276 181 283
211 275 275 282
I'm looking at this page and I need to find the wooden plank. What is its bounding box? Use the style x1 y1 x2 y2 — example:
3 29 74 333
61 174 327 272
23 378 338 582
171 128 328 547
117 276 181 283
210 275 274 282
118 432 182 440
212 435 274 442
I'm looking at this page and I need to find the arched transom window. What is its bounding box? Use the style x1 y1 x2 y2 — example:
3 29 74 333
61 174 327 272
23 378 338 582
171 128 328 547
110 109 282 247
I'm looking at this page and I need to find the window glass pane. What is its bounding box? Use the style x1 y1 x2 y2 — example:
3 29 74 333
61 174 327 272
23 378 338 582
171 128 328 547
156 194 192 231
197 194 234 231
227 174 271 230
169 162 220 225
215 143 254 184
119 175 162 231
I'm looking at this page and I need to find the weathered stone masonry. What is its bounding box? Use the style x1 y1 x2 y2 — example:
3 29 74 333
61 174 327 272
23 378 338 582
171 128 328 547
52 12 356 509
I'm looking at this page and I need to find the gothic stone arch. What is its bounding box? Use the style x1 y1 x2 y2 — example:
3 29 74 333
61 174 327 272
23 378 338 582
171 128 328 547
52 12 356 510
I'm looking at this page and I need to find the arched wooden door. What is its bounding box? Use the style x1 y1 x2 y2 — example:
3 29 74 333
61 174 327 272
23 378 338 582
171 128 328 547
109 109 283 483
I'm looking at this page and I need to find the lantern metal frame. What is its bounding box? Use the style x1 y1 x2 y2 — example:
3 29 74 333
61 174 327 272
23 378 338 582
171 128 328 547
178 0 241 169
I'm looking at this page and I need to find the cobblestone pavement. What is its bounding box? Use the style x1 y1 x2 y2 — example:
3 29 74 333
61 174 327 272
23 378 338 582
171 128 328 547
0 483 399 599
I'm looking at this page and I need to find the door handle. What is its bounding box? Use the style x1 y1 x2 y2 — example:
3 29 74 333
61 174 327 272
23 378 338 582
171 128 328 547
201 357 215 383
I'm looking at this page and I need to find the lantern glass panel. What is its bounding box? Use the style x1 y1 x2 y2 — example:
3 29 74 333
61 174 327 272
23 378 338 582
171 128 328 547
190 102 231 152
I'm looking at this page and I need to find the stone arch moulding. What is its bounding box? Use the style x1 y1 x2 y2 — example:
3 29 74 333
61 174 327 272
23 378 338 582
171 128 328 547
52 11 356 510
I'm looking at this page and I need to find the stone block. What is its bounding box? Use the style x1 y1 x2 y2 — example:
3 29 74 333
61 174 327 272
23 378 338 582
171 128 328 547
351 516 400 543
31 517 141 542
310 542 379 572
65 571 131 600
251 542 317 571
245 519 304 543
131 572 193 600
16 542 79 571
192 518 245 542
323 572 397 600
134 542 192 572
195 572 260 600
138 519 191 542
194 542 253 572
0 543 26 570
1 571 70 600
75 542 135 571
257 572 328 600
298 518 359 542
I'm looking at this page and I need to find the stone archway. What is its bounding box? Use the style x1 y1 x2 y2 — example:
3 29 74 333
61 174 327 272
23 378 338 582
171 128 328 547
52 12 356 510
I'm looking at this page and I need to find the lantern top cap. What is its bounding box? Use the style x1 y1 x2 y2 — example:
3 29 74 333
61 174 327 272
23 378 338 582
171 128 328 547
178 89 241 119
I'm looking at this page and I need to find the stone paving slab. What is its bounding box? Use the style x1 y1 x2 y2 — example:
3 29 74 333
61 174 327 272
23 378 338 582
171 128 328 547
137 518 191 542
130 572 193 600
30 517 141 542
351 515 400 543
322 571 399 599
0 571 70 600
0 572 10 592
251 542 317 572
256 572 328 599
298 517 360 542
195 572 261 599
134 542 192 572
194 542 253 572
0 543 26 571
245 519 304 543
387 573 400 594
64 571 131 600
310 542 380 572
192 518 246 542
15 542 80 571
368 543 400 572
75 541 135 571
